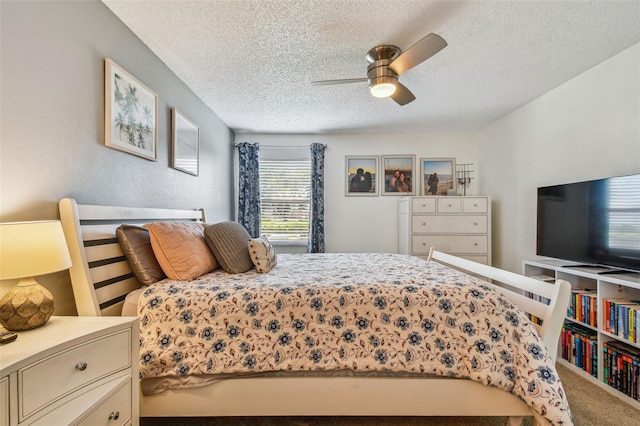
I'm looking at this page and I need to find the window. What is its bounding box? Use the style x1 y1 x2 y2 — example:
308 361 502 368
259 148 311 244
608 174 640 251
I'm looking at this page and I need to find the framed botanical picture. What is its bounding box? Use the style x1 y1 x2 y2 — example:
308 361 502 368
171 108 200 176
345 155 378 196
104 58 158 161
381 155 415 195
420 158 456 196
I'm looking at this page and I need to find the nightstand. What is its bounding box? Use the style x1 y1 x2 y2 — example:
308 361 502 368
0 316 139 426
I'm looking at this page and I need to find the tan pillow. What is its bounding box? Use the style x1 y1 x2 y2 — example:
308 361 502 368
248 236 277 273
203 222 253 274
145 222 218 281
116 225 166 286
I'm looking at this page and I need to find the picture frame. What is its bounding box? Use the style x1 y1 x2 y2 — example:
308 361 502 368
104 58 158 161
381 155 415 195
420 158 456 196
171 108 200 176
345 155 378 196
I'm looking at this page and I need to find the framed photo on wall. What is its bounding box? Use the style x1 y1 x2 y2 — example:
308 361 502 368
345 155 378 196
381 155 415 195
171 108 200 176
104 58 158 161
420 158 456 196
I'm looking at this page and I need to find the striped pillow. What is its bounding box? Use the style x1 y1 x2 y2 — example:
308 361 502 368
203 222 254 274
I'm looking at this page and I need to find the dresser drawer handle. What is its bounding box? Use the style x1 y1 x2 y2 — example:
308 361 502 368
75 362 88 371
474 243 478 246
109 411 120 421
474 222 478 226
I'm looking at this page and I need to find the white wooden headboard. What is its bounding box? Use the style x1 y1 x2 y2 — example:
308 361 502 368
59 198 206 316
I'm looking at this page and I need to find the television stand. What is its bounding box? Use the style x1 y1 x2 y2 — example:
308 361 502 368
599 269 640 279
523 258 640 412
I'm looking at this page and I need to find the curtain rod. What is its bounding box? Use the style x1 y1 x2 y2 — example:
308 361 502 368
234 143 327 148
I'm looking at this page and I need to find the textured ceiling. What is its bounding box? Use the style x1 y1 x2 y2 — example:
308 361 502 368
102 0 640 134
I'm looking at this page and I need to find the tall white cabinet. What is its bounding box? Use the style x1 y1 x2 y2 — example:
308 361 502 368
399 196 492 265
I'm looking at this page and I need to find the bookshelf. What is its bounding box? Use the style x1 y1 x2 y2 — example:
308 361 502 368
523 258 640 409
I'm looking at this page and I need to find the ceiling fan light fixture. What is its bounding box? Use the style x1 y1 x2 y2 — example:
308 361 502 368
370 77 397 98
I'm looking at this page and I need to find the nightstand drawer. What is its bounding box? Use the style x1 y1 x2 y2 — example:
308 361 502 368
19 329 131 420
78 378 132 426
0 377 7 426
412 215 487 234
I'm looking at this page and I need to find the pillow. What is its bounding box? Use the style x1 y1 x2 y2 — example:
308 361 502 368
248 236 277 273
203 222 254 273
144 222 218 281
116 225 166 286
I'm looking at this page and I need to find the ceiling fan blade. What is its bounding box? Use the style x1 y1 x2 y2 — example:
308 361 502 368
311 78 368 86
388 33 447 75
390 82 416 106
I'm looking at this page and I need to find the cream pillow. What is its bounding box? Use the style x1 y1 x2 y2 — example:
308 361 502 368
145 222 218 281
248 236 277 273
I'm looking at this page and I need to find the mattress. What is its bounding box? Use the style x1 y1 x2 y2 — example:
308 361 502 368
131 253 571 425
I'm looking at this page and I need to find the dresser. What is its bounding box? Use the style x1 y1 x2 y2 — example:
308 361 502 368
0 316 139 426
399 196 492 265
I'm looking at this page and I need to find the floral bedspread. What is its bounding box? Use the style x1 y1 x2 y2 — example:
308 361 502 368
138 253 572 425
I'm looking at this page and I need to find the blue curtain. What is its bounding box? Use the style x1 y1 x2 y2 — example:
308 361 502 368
237 142 261 237
307 143 326 253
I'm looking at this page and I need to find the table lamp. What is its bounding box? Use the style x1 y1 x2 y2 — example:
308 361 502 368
0 220 72 331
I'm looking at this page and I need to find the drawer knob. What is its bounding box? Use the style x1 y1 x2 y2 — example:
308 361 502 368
474 222 478 226
422 222 426 226
474 243 478 246
448 204 452 207
75 361 88 371
109 411 120 421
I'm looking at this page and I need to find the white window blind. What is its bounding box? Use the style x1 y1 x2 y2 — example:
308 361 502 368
259 155 311 244
608 174 640 250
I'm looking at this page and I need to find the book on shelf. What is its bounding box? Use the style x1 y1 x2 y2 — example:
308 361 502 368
603 298 640 344
568 289 597 327
603 340 640 400
562 322 598 377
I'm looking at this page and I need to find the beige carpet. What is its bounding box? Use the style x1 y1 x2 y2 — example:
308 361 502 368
141 363 639 425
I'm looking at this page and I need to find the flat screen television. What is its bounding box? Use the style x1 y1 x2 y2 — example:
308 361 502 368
536 174 640 273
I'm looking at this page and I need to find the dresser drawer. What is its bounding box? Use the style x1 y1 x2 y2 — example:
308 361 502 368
437 198 462 213
411 198 436 213
412 215 487 234
19 329 131 420
412 235 488 254
463 197 488 213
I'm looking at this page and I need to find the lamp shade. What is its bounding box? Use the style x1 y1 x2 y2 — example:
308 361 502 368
0 220 72 280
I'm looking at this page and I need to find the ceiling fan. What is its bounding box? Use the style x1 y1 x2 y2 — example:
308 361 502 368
311 33 447 106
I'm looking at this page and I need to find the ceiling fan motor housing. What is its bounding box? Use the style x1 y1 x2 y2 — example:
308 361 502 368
366 45 401 88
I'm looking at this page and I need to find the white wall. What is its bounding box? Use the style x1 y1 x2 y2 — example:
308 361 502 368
476 43 640 272
1 1 234 315
235 132 477 253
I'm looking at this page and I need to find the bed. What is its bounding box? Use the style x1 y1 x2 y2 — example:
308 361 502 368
58 197 573 426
